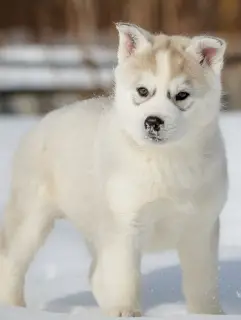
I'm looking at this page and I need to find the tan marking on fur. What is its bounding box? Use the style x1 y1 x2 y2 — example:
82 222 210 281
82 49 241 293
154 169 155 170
153 34 171 52
170 35 191 51
129 33 172 74
168 47 186 79
167 36 207 84
127 32 206 86
131 48 157 73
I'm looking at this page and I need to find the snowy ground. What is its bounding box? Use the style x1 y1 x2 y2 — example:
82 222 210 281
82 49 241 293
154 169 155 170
0 113 240 319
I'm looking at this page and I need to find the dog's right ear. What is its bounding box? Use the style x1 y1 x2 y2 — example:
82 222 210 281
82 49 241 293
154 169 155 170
186 36 227 75
115 22 153 64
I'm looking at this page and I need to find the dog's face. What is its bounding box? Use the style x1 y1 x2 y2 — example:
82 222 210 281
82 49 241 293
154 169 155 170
114 23 226 146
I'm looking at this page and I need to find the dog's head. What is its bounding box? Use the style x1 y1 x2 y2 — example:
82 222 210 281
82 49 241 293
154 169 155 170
114 23 226 146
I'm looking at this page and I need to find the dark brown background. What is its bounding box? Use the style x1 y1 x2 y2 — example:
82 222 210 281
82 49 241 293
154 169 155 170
1 0 241 41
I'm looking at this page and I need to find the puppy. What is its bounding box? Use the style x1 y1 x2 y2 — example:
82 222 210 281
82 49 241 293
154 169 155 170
0 23 228 316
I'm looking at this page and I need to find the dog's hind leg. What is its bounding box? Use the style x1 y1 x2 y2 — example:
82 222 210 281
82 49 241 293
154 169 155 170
0 196 54 307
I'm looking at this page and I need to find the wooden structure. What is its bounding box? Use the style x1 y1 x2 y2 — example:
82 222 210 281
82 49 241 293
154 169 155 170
0 0 240 113
0 0 241 41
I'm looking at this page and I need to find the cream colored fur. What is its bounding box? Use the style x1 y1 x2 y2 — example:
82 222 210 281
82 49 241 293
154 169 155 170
0 23 228 316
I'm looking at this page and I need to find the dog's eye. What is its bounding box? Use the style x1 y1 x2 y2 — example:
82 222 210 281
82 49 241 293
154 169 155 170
137 87 149 97
175 91 190 101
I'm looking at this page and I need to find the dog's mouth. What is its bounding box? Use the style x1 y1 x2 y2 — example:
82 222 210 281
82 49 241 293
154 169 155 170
144 132 165 143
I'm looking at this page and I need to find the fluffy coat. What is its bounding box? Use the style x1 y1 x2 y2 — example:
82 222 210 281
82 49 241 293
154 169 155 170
0 23 228 316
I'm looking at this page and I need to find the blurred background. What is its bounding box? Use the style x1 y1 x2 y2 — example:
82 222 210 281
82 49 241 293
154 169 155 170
0 2 241 316
0 0 241 114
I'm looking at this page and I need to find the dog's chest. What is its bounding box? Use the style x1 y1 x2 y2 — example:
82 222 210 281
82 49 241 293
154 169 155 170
131 153 207 249
133 149 205 207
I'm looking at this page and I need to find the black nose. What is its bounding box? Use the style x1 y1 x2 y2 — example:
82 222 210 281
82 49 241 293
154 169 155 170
144 116 165 132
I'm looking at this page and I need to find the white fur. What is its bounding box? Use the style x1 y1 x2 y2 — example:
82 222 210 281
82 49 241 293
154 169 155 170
0 24 228 316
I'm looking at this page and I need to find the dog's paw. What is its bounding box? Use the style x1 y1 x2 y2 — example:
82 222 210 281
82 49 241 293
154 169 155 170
188 305 225 315
107 308 142 317
0 291 26 308
214 309 226 315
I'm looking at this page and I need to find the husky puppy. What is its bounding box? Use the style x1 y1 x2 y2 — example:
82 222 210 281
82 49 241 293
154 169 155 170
0 23 228 316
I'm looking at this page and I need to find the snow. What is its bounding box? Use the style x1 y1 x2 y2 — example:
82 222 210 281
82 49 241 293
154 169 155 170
0 112 240 319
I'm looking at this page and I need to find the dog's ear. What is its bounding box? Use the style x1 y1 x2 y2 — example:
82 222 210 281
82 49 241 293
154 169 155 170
115 22 153 63
186 36 227 74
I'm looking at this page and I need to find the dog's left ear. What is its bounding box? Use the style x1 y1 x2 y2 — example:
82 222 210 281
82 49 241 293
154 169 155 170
186 36 227 74
115 22 153 64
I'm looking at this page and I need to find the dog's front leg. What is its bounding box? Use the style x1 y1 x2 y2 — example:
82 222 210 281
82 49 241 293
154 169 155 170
91 226 141 317
90 174 145 317
178 217 223 314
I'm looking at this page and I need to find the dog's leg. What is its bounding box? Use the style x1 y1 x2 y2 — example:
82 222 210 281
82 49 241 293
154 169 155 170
90 229 141 317
0 200 54 306
178 218 223 314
